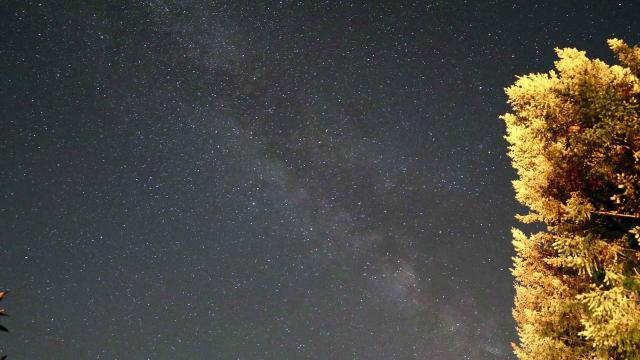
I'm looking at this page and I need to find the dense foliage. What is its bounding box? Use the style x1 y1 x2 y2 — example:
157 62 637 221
502 39 640 359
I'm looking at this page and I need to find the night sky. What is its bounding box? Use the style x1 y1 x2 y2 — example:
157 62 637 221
1 1 639 359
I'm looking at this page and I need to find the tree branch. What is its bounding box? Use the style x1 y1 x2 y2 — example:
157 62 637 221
592 210 640 219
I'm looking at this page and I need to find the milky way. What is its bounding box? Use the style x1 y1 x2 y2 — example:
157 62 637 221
2 2 639 359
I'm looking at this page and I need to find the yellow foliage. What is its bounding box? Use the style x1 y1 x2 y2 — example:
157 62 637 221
504 40 640 359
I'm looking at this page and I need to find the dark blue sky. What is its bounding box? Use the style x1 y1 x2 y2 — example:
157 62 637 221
1 1 638 359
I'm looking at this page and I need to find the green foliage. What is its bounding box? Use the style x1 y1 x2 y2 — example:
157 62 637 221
503 39 640 359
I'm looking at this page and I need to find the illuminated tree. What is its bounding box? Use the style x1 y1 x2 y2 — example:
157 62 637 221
502 39 640 359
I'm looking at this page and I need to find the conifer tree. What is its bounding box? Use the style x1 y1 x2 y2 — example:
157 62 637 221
502 39 640 359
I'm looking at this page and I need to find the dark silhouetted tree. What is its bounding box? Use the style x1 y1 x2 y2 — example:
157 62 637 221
0 290 8 359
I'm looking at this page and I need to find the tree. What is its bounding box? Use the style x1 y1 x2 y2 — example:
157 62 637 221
0 290 8 359
502 39 640 359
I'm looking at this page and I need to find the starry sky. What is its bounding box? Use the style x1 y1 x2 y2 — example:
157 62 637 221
1 1 639 359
